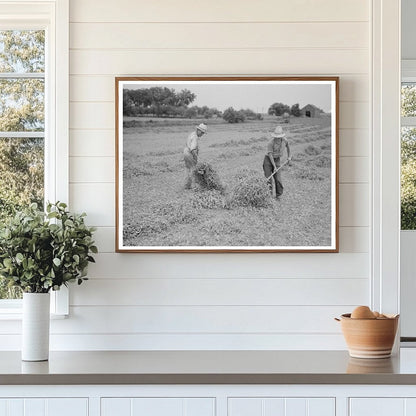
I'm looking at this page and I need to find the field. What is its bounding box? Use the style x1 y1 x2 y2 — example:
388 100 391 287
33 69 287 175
122 115 333 248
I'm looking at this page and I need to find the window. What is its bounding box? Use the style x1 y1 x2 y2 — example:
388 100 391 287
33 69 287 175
0 29 45 300
0 0 69 314
401 78 416 230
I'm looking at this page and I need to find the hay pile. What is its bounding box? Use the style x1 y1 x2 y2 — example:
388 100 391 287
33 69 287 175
194 161 225 192
190 189 225 209
228 170 272 208
304 145 321 156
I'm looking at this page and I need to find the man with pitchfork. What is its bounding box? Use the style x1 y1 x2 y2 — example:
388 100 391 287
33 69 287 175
183 123 208 189
263 125 292 198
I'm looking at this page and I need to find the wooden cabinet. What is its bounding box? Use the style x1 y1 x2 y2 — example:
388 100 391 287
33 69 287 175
228 398 335 416
0 398 88 416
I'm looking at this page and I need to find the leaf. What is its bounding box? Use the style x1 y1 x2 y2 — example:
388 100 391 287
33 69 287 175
90 245 98 254
53 258 61 267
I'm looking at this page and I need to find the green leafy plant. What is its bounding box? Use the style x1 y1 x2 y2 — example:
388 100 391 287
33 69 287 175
0 202 97 293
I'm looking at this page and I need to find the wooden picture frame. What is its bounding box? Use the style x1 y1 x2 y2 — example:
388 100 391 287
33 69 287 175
115 76 339 253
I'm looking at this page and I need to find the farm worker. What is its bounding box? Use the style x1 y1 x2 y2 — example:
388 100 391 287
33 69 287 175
184 123 208 189
263 125 292 197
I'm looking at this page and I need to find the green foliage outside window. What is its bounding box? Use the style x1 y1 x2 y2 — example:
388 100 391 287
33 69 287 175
0 30 45 299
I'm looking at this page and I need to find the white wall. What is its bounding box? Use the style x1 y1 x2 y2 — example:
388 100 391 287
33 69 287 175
59 0 371 350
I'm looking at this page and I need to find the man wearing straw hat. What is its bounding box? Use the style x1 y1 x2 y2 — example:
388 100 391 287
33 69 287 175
263 125 292 197
183 123 208 189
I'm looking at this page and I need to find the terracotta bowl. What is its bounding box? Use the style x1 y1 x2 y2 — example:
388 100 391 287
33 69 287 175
337 313 399 359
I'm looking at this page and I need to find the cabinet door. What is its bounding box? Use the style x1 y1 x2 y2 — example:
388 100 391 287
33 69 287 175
350 398 416 416
0 398 88 416
228 397 335 416
350 398 404 416
101 398 215 416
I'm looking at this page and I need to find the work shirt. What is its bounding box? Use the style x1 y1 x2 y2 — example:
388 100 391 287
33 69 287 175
186 131 199 152
267 137 288 158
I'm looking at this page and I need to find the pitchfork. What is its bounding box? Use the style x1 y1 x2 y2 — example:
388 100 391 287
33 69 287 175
266 159 290 181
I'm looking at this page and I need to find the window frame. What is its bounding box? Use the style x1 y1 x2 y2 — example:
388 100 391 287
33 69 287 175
0 0 69 316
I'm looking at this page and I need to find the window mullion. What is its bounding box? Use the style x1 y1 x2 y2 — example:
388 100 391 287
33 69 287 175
0 72 44 79
0 132 44 138
401 117 416 127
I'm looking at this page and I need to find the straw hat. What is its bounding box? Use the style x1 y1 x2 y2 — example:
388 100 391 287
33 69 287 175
271 125 285 138
196 123 208 134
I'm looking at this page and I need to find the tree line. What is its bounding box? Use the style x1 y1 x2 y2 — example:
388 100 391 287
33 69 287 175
123 88 317 123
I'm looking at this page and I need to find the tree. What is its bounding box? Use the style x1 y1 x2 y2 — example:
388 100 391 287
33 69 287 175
177 89 196 107
268 102 290 116
402 85 416 117
401 158 416 229
223 107 245 123
290 103 301 117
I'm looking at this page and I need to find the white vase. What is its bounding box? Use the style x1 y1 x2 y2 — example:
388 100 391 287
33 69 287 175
22 293 50 361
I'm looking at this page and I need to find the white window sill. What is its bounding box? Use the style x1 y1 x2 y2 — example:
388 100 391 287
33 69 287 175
0 312 68 320
0 287 69 319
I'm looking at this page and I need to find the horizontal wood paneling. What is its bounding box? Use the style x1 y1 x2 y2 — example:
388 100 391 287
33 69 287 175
69 0 369 23
69 157 114 183
339 184 369 227
70 102 113 129
60 0 372 351
58 306 353 334
70 22 368 50
86 253 369 279
339 157 369 183
90 227 115 253
0 333 347 350
0 305 354 335
69 183 114 226
69 75 369 103
70 49 368 76
339 227 369 253
70 130 114 157
91 226 369 254
70 278 368 306
339 129 369 157
339 102 369 129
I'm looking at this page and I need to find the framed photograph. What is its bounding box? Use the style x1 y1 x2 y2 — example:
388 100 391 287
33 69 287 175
115 77 339 253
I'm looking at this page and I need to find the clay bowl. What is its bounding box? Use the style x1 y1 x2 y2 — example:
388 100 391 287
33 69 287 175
337 313 399 359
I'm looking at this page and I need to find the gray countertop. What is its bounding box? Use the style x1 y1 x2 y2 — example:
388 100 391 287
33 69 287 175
2 349 416 385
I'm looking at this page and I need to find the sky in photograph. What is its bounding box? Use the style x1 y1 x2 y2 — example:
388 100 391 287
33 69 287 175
124 81 333 113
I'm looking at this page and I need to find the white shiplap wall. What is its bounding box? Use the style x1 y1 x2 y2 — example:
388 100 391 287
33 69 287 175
58 0 371 350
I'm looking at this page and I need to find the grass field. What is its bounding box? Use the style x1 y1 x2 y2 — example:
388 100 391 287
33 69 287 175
122 115 333 248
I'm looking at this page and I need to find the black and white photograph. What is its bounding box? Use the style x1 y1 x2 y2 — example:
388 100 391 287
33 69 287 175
116 77 338 252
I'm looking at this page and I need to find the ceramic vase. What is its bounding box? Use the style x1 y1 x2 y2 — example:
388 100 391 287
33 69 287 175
22 293 50 361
